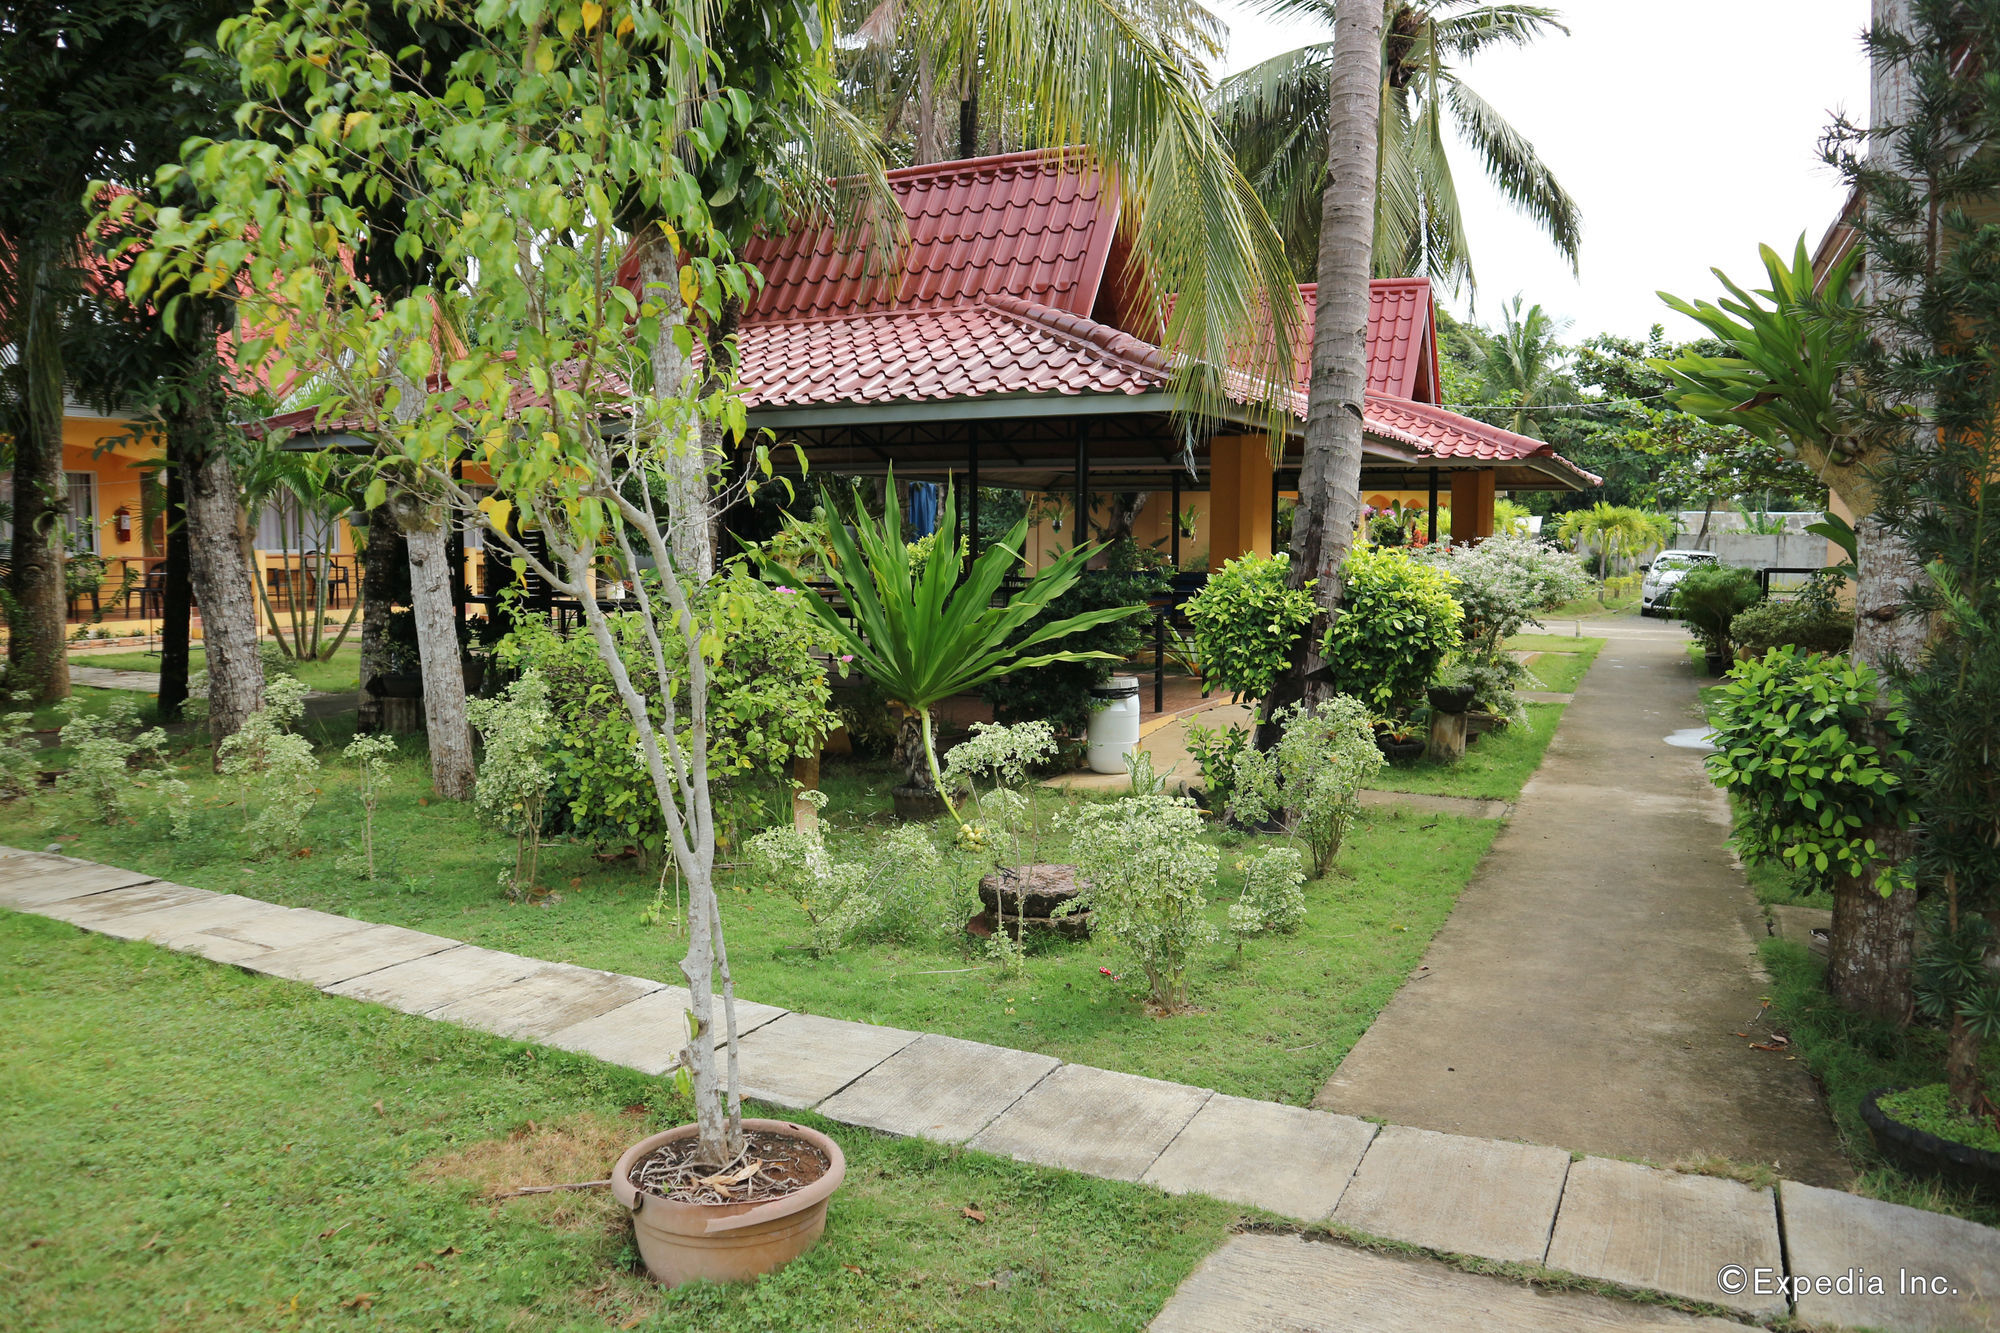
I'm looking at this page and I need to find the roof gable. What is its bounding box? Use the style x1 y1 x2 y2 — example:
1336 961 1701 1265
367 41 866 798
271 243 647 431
1295 278 1438 404
742 149 1122 323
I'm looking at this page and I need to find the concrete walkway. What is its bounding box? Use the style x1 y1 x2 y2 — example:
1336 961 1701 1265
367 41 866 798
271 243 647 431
4 845 1996 1330
1316 624 1851 1186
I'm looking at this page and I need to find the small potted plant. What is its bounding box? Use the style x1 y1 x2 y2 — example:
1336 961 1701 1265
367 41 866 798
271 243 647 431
1373 717 1426 762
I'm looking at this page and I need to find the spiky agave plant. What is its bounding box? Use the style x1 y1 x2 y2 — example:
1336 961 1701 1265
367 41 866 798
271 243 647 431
767 479 1142 823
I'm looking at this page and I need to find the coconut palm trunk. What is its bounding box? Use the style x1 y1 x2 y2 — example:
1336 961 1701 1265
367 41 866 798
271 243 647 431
1290 0 1384 705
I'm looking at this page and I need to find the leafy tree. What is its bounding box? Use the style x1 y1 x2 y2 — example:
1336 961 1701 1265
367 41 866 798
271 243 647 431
1465 295 1570 438
1216 0 1581 291
1556 502 1671 591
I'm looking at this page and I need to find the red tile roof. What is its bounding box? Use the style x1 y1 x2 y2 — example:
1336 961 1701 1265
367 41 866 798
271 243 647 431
742 149 1120 322
1293 280 1437 403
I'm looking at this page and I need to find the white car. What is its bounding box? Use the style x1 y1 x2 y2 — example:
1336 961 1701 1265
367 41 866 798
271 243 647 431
1640 549 1720 617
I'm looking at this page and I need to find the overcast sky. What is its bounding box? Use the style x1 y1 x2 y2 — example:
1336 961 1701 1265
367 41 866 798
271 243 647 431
1208 0 1872 345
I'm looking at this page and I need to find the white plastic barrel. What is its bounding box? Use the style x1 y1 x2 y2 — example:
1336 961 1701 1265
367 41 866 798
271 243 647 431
1086 675 1142 773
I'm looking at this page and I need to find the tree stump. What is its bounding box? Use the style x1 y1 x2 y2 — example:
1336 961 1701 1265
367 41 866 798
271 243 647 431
1427 709 1468 764
967 863 1092 940
378 696 425 735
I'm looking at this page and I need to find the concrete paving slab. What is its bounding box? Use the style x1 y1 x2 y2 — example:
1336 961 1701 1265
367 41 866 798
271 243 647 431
240 921 462 987
731 1012 922 1110
86 893 292 947
1545 1157 1783 1317
34 881 216 929
0 859 159 910
1142 1094 1377 1220
539 987 789 1075
1330 1125 1570 1264
173 907 376 965
423 962 663 1041
817 1033 1059 1143
1150 1233 1746 1332
1320 632 1849 1185
1781 1180 2000 1332
967 1062 1212 1181
321 944 537 1015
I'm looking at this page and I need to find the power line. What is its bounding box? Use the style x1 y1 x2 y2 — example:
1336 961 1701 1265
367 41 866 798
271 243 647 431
1437 392 1671 414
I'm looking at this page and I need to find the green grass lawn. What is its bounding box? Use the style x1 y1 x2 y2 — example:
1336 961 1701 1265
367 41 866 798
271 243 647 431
1367 701 1566 803
0 736 1496 1108
1515 637 1604 695
78 642 362 695
0 911 1238 1331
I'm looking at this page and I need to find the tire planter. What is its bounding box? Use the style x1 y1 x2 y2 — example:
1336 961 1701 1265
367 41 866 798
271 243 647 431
1426 683 1475 715
1704 651 1731 677
891 783 954 822
613 1118 847 1288
1375 736 1425 762
1861 1087 2000 1202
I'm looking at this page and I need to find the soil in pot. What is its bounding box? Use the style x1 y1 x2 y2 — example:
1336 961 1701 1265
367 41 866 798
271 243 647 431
1862 1085 2000 1202
614 1119 846 1288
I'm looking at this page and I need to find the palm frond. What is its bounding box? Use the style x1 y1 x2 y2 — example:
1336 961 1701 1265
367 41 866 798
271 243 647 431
1431 4 1568 59
1445 79 1581 272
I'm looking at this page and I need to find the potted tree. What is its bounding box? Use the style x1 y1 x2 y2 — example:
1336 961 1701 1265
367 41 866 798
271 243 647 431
1671 563 1763 675
139 0 871 1287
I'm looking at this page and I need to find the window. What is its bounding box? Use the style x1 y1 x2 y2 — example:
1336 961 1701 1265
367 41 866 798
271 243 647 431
66 472 98 553
253 492 345 553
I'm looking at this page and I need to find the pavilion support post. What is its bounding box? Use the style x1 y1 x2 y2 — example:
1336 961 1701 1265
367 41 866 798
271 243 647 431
1170 470 1182 568
1450 470 1495 545
967 423 981 567
1427 467 1440 545
1073 421 1090 550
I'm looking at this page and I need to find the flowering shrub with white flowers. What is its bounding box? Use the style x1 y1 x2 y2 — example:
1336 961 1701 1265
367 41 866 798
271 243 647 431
1230 696 1382 878
1416 534 1591 723
218 675 319 856
1228 846 1308 945
466 670 555 896
57 694 173 824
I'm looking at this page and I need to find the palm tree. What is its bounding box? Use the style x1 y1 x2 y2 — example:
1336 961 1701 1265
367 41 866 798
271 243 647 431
1215 0 1581 292
1557 502 1670 598
838 0 1303 433
1470 295 1570 437
1290 0 1383 708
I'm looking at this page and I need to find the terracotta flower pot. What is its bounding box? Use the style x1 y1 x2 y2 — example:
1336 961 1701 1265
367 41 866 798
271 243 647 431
612 1119 846 1288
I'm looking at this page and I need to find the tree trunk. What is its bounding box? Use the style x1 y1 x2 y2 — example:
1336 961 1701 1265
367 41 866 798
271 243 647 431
156 437 194 720
355 501 401 732
6 245 71 704
630 228 711 581
914 49 951 166
1288 0 1383 708
393 491 474 799
181 427 264 748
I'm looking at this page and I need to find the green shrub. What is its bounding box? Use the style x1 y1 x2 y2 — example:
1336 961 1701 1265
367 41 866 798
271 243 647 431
1319 545 1463 716
1415 534 1590 722
217 676 319 857
1064 794 1219 1011
1230 696 1383 878
1184 718 1248 815
1228 846 1308 944
497 566 840 853
1183 552 1314 701
981 540 1169 737
1706 647 1910 894
1729 572 1853 657
1673 563 1763 659
57 695 173 825
466 670 556 897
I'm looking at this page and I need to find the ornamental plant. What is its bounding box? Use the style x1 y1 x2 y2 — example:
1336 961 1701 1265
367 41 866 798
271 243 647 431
746 794 947 955
217 675 319 857
1727 572 1852 658
1704 647 1910 895
1319 546 1462 717
0 697 42 801
1416 534 1590 722
1674 563 1764 662
943 720 1060 969
466 670 556 898
1184 718 1249 816
771 480 1138 824
1064 794 1219 1012
1227 846 1308 948
1183 552 1314 700
1230 696 1383 878
339 733 398 881
56 695 172 823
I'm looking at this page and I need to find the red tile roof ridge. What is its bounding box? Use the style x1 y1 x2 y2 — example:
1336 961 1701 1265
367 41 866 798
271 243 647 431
979 293 1169 378
879 146 1091 185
